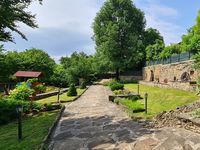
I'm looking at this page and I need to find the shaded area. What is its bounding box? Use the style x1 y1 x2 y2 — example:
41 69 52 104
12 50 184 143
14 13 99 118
49 114 154 149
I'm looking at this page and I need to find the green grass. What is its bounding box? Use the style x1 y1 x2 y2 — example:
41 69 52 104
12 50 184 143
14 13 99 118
118 99 144 110
36 88 85 104
0 110 58 150
125 84 199 118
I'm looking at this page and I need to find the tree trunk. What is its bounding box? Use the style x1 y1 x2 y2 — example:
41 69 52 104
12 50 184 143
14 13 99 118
116 68 120 81
1 84 9 95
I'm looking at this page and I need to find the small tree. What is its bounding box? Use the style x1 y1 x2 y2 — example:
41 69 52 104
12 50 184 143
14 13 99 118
67 84 77 96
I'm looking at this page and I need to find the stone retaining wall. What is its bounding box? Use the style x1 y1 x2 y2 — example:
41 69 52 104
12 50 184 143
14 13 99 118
142 60 199 91
139 81 196 92
119 75 142 81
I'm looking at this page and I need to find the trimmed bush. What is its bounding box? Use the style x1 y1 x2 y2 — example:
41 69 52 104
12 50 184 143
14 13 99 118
0 99 41 125
110 82 124 91
67 84 77 96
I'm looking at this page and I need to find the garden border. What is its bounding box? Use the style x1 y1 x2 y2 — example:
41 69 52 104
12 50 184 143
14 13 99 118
39 87 89 150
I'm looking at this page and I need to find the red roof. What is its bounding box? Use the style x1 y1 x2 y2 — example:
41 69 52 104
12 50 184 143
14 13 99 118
14 71 42 78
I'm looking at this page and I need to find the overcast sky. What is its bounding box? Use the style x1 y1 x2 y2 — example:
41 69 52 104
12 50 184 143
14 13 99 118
2 0 200 62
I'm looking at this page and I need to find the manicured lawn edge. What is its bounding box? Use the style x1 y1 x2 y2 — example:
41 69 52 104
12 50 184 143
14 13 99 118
39 106 65 150
39 87 89 150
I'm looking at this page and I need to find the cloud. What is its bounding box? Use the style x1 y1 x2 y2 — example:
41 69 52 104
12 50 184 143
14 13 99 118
3 0 102 61
134 0 184 45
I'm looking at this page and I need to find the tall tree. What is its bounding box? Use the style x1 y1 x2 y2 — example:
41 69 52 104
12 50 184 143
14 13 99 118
19 48 56 82
144 28 163 47
93 0 146 80
0 0 42 42
146 39 165 61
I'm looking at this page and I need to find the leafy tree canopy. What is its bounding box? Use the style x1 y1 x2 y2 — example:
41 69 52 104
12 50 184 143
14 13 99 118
144 28 164 47
146 39 165 61
0 0 42 42
93 0 146 79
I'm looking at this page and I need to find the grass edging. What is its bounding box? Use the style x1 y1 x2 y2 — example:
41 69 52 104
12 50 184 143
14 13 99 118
39 106 65 150
39 87 89 150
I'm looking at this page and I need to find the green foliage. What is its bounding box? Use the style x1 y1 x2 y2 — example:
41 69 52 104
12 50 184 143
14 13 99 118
20 48 56 82
27 78 38 84
0 111 58 150
181 10 200 53
61 52 94 85
93 0 146 79
118 98 144 112
80 81 87 89
67 84 77 96
50 64 68 87
34 84 46 93
144 28 164 47
160 43 182 59
146 39 165 61
110 82 124 91
0 99 41 125
113 90 123 95
0 0 42 42
9 82 34 101
0 49 56 84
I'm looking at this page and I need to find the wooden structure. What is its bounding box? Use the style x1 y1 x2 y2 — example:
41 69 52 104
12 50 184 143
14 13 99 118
14 71 42 82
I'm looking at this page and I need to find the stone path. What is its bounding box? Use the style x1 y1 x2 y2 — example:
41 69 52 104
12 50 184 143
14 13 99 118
49 85 200 150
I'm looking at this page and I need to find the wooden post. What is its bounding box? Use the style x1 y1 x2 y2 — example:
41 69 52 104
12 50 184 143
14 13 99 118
57 88 60 103
137 84 140 95
144 93 148 114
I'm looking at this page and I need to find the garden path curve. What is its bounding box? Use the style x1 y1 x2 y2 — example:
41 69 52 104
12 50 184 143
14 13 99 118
49 85 200 150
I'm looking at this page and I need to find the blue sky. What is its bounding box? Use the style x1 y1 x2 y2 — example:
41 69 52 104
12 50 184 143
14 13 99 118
2 0 200 62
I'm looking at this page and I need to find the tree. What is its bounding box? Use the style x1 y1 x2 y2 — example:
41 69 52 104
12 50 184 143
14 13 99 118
181 10 200 53
146 39 165 61
0 0 42 42
144 28 164 47
160 43 182 59
60 52 93 85
19 48 56 82
93 0 146 80
50 64 68 87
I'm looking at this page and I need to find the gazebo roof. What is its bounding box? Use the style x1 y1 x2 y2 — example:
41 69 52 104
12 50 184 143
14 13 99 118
14 71 42 78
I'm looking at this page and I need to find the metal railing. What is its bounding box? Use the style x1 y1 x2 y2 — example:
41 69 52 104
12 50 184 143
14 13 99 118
145 52 194 66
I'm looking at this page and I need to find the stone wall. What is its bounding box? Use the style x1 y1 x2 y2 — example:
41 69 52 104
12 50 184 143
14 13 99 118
142 60 199 91
119 75 142 81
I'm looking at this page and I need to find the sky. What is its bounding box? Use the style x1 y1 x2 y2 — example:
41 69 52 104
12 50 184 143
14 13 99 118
2 0 200 62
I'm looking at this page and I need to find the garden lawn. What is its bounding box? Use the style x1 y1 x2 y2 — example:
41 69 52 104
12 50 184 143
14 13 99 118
118 99 144 111
124 84 199 118
36 88 85 104
0 110 58 150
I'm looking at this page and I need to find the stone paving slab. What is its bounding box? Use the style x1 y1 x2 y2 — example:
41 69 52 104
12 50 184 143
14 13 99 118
49 85 152 150
49 85 200 150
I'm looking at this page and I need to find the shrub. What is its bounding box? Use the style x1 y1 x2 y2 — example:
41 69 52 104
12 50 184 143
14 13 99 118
9 82 35 101
0 99 41 125
80 81 86 89
67 84 77 96
113 90 123 95
35 84 46 94
110 82 124 91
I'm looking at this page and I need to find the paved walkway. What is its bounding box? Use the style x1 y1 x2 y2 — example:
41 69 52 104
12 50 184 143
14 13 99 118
49 85 200 150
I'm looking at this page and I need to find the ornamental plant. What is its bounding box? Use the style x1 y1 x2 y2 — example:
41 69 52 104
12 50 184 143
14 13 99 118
67 84 77 96
9 82 35 101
